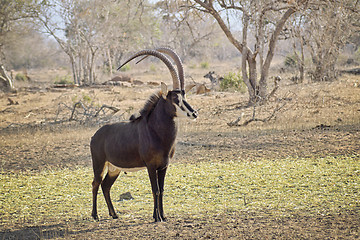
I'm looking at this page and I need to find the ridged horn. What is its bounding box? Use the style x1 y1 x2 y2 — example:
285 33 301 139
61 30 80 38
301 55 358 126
134 47 185 91
117 49 180 90
155 48 184 92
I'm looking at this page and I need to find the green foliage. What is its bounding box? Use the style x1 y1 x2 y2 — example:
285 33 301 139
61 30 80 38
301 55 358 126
189 63 197 69
200 61 209 69
72 93 92 105
119 64 131 72
354 47 360 63
284 54 298 68
15 73 28 81
81 94 92 104
220 71 246 93
54 75 73 85
0 156 358 226
149 64 156 72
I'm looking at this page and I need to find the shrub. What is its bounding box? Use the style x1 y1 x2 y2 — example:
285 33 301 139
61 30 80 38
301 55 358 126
149 64 156 72
82 94 92 104
189 63 197 69
354 47 360 63
200 61 209 69
119 63 131 72
284 54 297 68
15 73 28 81
220 71 246 93
71 93 92 107
54 75 73 85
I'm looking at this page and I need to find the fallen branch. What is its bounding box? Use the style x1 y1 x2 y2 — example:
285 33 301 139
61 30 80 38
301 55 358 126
70 101 87 121
56 101 123 124
228 90 293 127
227 113 244 127
241 102 287 126
94 104 120 117
7 97 19 105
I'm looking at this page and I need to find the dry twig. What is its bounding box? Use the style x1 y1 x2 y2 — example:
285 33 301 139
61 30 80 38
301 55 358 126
56 101 122 124
228 90 294 127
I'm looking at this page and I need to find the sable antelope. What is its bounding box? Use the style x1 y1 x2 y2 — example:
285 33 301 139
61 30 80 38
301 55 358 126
204 71 223 89
90 49 198 222
185 83 211 94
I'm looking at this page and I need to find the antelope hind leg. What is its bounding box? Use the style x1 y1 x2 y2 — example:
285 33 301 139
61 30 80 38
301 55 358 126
101 171 120 219
92 176 101 220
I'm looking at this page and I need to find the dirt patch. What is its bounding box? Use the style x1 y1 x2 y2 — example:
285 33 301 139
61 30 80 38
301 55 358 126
1 75 359 172
1 211 359 239
1 123 359 172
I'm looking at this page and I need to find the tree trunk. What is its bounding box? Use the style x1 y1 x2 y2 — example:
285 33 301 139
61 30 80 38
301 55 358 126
70 56 80 85
240 13 256 105
89 47 97 85
299 36 305 83
293 37 305 83
259 8 296 100
0 65 14 91
241 48 255 102
106 47 112 74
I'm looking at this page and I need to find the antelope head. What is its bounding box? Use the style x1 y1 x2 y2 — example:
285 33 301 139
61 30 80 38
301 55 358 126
117 49 198 120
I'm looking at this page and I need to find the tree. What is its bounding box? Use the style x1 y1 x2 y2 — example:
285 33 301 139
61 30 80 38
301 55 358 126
0 0 41 91
39 0 102 85
38 0 158 85
3 24 65 70
155 1 222 61
170 0 308 105
300 0 359 81
288 14 306 83
99 1 158 74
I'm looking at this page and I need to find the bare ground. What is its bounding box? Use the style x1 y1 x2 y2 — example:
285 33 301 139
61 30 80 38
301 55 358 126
0 70 360 239
2 211 359 239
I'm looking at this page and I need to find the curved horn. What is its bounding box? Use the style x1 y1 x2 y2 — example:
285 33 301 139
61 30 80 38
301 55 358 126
155 48 184 92
134 48 184 91
117 49 180 90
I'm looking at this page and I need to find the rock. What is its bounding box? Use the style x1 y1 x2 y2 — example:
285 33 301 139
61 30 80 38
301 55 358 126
119 192 134 201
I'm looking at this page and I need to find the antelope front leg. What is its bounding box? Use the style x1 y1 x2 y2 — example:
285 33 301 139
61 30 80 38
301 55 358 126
157 167 167 221
147 168 162 222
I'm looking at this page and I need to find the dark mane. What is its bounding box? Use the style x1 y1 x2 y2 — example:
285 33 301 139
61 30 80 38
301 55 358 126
130 91 162 121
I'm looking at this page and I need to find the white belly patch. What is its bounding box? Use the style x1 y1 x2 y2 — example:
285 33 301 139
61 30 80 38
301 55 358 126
106 162 146 177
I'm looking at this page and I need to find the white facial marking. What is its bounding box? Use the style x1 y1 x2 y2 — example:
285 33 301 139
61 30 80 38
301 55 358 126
174 94 197 119
173 94 188 118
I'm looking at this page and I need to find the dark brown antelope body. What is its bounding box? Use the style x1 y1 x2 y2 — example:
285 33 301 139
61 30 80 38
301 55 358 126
90 49 197 222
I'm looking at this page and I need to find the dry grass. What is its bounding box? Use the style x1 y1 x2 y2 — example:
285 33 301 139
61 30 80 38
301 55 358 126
0 156 359 239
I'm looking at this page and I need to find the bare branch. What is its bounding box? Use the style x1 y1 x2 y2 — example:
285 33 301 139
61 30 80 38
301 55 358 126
228 101 287 127
193 0 244 53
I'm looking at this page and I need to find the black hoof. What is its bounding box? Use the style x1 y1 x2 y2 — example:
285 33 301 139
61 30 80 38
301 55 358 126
112 215 119 219
154 217 166 222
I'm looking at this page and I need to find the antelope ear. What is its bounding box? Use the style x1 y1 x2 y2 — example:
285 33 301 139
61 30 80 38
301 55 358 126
161 82 168 99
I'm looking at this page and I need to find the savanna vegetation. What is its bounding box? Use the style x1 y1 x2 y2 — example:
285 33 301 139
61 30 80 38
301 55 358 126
0 0 359 239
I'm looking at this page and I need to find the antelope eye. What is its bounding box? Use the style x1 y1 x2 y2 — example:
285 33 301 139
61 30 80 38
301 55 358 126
172 94 180 105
